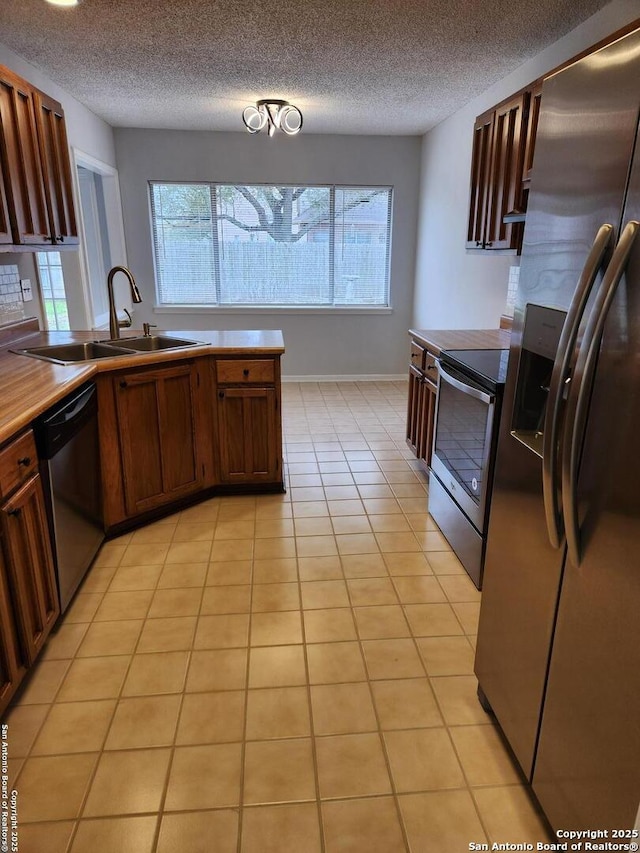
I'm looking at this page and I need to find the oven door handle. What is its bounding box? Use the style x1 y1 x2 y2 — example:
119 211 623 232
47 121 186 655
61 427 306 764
542 223 613 549
436 361 495 405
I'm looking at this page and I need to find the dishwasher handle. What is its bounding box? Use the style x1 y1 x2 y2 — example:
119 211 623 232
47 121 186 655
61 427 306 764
37 383 98 458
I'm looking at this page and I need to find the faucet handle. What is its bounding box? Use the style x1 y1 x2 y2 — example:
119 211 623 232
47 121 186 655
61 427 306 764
143 322 157 337
118 307 133 328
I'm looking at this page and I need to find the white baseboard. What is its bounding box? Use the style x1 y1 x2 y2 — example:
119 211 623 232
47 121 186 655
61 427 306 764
282 374 407 382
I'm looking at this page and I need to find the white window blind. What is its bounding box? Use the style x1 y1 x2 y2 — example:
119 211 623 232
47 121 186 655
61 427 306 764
150 183 392 307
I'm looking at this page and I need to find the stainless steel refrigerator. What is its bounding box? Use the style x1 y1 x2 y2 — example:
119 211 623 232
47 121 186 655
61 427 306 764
475 25 640 832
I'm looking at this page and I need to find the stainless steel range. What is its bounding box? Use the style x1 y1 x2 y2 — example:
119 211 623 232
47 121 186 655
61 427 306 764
428 348 509 588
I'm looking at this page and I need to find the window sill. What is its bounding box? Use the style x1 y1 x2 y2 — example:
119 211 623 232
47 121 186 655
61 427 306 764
153 305 393 316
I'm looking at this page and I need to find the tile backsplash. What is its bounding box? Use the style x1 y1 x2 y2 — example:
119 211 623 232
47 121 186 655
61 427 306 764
505 265 520 316
0 265 25 325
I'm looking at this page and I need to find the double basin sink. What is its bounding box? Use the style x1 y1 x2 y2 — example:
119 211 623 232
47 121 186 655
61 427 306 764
14 335 204 365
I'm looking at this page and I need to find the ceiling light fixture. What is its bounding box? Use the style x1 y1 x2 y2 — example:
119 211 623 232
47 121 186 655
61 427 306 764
45 0 81 6
242 100 303 137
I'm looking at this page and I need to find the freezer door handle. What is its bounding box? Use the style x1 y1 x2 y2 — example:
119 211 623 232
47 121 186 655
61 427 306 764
562 220 639 566
542 223 613 549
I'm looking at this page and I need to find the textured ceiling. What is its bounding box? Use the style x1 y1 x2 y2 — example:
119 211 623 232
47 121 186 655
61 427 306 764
0 0 613 134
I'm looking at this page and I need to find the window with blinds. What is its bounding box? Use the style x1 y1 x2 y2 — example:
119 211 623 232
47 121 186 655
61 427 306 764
150 183 392 307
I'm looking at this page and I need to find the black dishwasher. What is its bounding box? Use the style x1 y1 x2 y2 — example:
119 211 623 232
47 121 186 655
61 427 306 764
35 382 104 613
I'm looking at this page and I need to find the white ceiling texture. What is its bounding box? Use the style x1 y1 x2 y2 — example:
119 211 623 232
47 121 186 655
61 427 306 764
0 0 613 134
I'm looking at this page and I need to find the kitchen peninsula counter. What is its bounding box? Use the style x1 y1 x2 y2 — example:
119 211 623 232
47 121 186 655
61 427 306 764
0 324 284 444
408 327 511 356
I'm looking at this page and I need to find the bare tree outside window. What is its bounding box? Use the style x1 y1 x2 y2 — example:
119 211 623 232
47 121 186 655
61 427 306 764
150 183 391 306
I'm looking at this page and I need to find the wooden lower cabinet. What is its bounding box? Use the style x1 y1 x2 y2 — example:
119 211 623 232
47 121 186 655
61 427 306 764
0 473 59 667
0 546 25 716
99 354 283 527
406 365 437 467
111 361 206 518
406 343 438 468
217 387 279 484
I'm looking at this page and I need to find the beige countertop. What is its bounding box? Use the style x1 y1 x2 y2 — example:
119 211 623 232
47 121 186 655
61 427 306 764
409 328 511 356
0 325 285 445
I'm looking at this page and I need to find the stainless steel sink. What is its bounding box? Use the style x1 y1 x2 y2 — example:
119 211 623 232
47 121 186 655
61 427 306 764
13 341 134 364
13 335 203 364
104 335 203 352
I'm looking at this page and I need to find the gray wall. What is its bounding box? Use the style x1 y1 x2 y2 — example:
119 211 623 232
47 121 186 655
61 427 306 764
412 0 640 330
114 129 421 378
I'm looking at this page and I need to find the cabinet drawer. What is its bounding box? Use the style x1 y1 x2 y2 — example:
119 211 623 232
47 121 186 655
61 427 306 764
216 359 275 385
410 342 426 371
424 352 438 388
0 430 38 498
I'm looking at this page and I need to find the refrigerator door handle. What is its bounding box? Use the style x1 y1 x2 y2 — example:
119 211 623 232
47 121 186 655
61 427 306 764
542 223 613 549
562 220 640 566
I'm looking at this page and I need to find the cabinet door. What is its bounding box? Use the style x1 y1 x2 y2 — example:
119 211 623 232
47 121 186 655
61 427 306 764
1 474 59 665
522 81 543 183
420 379 437 468
0 70 50 245
466 109 494 249
0 155 12 244
484 93 527 250
217 387 279 484
33 91 78 246
406 364 424 456
406 365 437 467
115 363 204 516
0 545 24 716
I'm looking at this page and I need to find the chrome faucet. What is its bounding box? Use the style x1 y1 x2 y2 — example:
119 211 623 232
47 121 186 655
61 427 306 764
107 266 143 339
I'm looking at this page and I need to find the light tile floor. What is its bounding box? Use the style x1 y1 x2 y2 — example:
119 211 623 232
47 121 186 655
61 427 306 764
3 381 551 852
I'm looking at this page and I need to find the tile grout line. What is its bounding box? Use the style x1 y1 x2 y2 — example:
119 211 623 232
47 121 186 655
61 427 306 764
67 544 165 850
146 534 211 853
339 552 413 853
293 534 327 853
235 544 256 853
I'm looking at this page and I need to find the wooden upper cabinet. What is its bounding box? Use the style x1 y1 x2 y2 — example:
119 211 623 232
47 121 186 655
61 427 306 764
114 362 205 517
0 64 78 248
33 91 78 245
0 69 50 245
466 83 540 253
466 109 495 249
484 92 527 250
522 80 543 183
0 152 13 245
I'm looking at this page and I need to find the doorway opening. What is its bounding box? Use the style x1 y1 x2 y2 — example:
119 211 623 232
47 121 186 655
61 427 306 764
72 151 128 330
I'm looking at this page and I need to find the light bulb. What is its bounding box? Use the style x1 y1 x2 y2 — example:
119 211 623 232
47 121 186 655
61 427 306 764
45 0 80 7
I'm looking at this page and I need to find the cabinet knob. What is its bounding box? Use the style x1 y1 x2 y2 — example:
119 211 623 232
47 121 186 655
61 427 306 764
476 240 482 247
57 235 64 243
485 241 492 247
17 456 31 466
8 508 21 517
44 235 53 242
426 365 436 371
218 391 225 399
119 380 128 389
243 369 250 377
